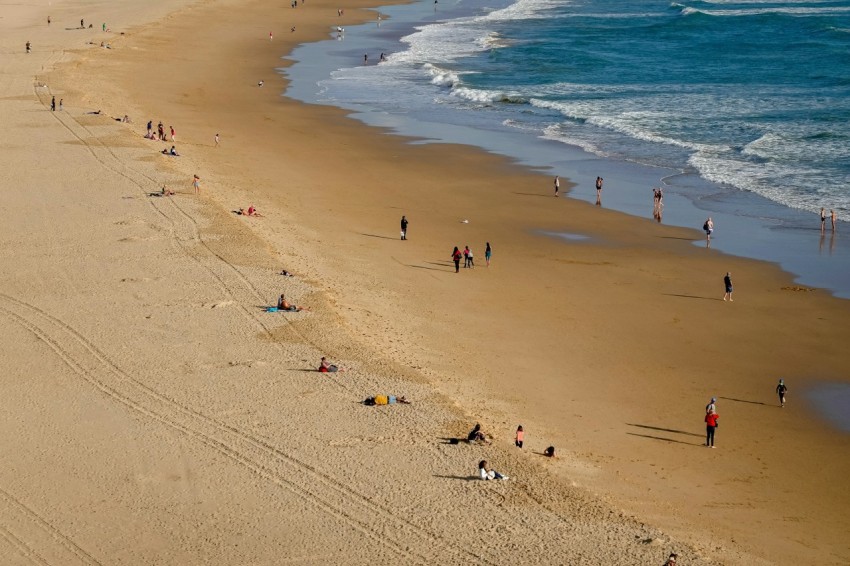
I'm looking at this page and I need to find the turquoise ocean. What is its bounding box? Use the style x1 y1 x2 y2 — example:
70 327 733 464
283 0 850 426
284 0 850 297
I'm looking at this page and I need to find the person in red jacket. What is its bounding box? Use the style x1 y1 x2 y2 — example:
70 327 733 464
705 410 719 448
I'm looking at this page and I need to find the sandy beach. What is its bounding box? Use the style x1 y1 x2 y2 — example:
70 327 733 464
1 0 849 564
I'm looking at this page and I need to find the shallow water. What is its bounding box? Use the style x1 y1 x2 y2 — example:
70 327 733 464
282 0 850 298
807 383 850 433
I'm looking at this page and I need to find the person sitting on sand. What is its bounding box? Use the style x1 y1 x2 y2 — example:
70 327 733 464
544 446 555 457
277 294 309 312
161 146 179 156
478 460 509 481
319 356 345 373
467 423 489 444
664 552 678 565
246 206 263 217
160 185 174 196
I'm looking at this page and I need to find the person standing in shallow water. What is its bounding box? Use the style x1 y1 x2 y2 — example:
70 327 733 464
595 176 603 205
704 217 714 248
400 215 408 240
723 272 733 302
821 208 827 234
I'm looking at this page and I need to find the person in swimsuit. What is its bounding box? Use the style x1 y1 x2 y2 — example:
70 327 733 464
831 209 837 232
704 217 714 247
515 425 524 448
277 294 309 312
554 175 560 197
595 176 603 205
821 208 827 234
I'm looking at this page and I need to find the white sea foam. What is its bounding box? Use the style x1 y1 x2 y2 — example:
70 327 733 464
681 5 850 17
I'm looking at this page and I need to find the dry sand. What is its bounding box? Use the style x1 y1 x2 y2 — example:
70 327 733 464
1 0 849 564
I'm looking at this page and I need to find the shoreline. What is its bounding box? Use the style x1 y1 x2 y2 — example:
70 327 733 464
3 0 849 563
283 0 850 299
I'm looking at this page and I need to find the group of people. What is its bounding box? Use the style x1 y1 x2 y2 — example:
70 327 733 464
820 207 838 234
146 120 175 142
703 379 788 447
450 244 491 272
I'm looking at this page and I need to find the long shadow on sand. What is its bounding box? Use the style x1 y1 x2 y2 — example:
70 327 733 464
627 423 703 438
719 396 770 406
359 233 397 240
433 474 479 482
663 293 721 301
408 265 449 272
627 432 702 446
513 192 555 198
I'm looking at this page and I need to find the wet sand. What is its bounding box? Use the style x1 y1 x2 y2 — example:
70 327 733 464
1 0 849 564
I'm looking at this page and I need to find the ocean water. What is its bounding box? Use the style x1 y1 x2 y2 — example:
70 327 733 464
283 0 850 296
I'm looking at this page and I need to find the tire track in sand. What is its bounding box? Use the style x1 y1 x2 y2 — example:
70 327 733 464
0 486 101 566
0 294 495 565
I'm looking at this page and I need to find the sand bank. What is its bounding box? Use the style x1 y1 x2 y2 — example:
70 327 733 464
1 0 848 564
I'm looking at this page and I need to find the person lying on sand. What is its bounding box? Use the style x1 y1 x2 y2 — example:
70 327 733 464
467 423 490 444
277 294 309 312
280 270 294 277
319 356 345 373
237 206 263 217
363 395 410 405
478 460 509 481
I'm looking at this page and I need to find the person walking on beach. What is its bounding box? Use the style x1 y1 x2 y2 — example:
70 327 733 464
192 174 200 194
723 272 733 302
776 379 788 408
831 209 837 232
595 176 603 205
515 425 524 448
50 96 55 111
705 409 719 448
704 217 714 248
485 242 492 267
147 120 153 137
26 41 31 54
214 133 220 147
467 247 474 268
452 246 462 273
170 126 175 142
59 99 63 111
554 175 560 197
821 208 827 234
400 215 408 240
706 397 717 414
463 246 471 268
